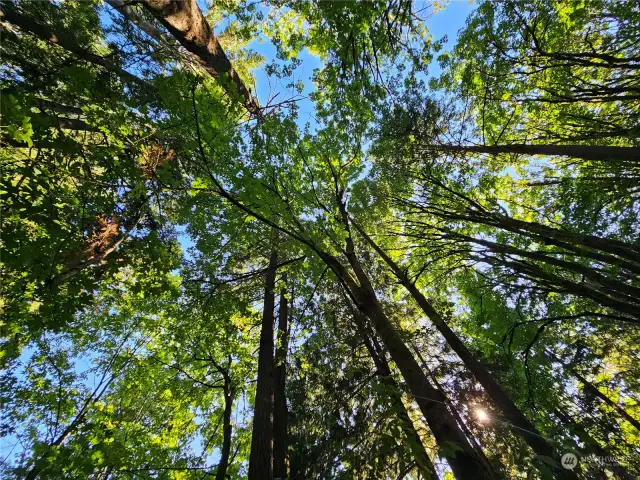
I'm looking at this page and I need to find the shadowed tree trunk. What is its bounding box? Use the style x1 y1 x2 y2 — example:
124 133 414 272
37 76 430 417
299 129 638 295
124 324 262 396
248 242 278 480
273 282 289 480
216 359 234 480
407 176 640 269
413 345 495 473
330 199 497 480
351 310 437 480
545 349 640 433
202 158 498 478
553 407 633 479
352 221 576 479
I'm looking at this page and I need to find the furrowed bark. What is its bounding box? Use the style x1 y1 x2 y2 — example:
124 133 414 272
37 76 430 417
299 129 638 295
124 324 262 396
352 221 577 479
273 282 289 480
248 242 278 480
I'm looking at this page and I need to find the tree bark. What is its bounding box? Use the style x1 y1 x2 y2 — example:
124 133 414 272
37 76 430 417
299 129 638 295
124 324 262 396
273 283 289 480
352 311 438 480
352 221 577 479
331 203 496 480
248 244 278 480
216 374 234 480
201 158 493 478
425 143 640 162
138 0 260 116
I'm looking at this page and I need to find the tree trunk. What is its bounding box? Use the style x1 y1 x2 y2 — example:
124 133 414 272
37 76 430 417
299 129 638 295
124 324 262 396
331 204 496 480
484 215 640 268
413 345 494 473
472 215 640 275
443 229 640 303
216 376 234 480
352 221 576 479
138 0 260 116
352 311 438 480
273 283 289 480
472 253 640 322
416 177 640 268
248 244 278 480
106 0 179 49
426 143 640 162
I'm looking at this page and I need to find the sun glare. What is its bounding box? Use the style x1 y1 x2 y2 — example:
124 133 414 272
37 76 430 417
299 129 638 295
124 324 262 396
476 408 490 423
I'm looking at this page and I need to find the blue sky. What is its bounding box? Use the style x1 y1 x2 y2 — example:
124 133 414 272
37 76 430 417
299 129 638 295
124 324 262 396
177 0 476 256
2 0 476 471
246 0 476 129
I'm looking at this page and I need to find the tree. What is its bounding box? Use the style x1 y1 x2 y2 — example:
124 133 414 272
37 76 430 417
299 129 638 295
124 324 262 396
3 0 640 478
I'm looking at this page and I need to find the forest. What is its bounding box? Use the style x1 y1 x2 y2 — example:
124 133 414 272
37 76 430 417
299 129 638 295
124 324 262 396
1 0 639 478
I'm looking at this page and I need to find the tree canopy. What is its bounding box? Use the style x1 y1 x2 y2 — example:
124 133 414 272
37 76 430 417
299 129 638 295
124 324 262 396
1 0 639 478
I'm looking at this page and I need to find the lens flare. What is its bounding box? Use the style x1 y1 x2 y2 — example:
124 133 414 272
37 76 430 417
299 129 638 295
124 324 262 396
476 408 489 422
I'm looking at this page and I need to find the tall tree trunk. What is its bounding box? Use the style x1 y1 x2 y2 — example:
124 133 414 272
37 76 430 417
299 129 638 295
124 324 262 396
469 252 640 322
216 374 234 480
416 176 640 268
443 229 640 302
352 221 576 479
138 0 260 116
330 202 496 480
352 311 438 480
248 244 278 480
474 213 640 270
206 170 494 478
413 345 493 472
425 143 640 162
273 282 289 480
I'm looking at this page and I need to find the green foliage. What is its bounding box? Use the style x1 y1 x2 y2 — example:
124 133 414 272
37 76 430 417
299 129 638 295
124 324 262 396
2 0 639 479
